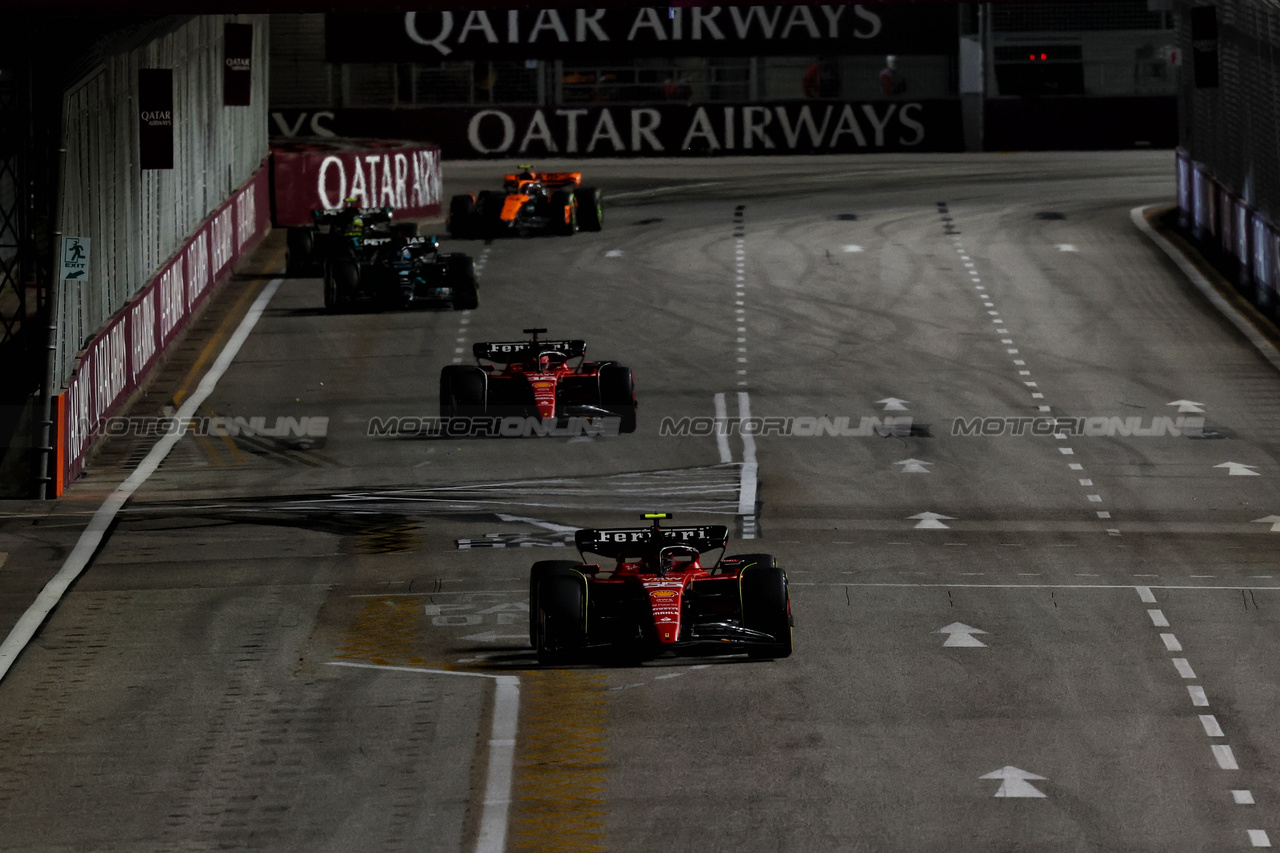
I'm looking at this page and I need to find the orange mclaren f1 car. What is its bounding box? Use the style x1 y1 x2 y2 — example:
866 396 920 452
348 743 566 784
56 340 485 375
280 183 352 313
447 166 602 238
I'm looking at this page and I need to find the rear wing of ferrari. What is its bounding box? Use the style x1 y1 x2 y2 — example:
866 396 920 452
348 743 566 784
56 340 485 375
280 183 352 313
575 525 730 559
473 339 587 362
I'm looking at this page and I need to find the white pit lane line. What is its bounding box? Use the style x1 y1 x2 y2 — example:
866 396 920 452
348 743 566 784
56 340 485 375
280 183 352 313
0 278 284 685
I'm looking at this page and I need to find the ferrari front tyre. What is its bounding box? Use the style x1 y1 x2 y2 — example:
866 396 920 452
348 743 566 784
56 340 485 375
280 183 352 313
448 194 475 239
534 569 588 664
285 227 314 277
529 561 585 647
445 254 479 310
598 364 637 434
551 190 578 236
324 260 358 312
577 187 603 232
738 556 792 659
439 365 486 418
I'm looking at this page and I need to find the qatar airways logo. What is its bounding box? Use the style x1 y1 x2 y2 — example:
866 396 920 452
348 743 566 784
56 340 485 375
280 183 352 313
225 57 251 70
403 6 881 57
140 110 172 126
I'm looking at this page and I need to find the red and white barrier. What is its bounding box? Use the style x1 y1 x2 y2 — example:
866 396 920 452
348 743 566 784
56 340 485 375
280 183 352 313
53 163 272 494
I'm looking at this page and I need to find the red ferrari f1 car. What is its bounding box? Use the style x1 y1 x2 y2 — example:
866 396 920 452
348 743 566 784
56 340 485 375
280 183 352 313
439 328 636 432
447 166 602 238
529 514 793 664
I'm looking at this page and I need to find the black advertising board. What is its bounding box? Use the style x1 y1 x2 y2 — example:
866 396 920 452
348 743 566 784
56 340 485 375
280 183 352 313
1190 5 1219 89
268 100 965 158
138 68 174 170
224 22 254 106
325 5 960 64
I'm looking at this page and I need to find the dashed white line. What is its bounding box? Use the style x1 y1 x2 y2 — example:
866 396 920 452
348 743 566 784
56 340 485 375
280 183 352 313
1200 715 1225 737
1213 745 1239 770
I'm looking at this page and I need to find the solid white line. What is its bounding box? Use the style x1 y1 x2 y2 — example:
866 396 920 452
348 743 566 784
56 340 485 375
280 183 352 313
713 393 732 464
737 391 757 464
327 661 519 853
1132 205 1280 373
0 278 283 685
1200 714 1225 737
1213 744 1239 770
736 392 757 519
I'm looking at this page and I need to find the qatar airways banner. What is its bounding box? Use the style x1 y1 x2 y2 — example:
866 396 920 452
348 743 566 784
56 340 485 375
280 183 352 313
54 164 271 494
326 5 958 63
268 100 963 159
270 139 442 227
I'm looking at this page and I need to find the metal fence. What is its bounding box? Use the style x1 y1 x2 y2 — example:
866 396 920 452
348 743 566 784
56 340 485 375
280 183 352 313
1180 0 1280 225
56 14 269 388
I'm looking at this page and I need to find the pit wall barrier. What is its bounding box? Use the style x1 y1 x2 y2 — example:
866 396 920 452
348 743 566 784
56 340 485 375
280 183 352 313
270 139 442 227
51 162 272 496
1177 147 1280 313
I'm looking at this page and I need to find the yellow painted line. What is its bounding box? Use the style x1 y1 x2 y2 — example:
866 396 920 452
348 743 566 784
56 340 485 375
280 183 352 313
510 670 609 851
335 596 426 666
172 241 284 407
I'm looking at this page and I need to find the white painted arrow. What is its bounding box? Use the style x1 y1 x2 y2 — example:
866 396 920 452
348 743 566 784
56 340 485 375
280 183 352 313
1216 462 1260 476
1253 516 1280 532
895 458 933 474
1055 244 1078 252
937 622 987 647
1168 399 1205 413
460 630 530 644
981 766 1047 798
878 397 910 411
908 511 953 529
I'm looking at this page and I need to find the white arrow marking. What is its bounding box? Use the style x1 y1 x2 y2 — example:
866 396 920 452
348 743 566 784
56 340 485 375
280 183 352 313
460 630 530 644
843 244 864 253
878 397 910 411
981 766 1047 798
937 622 987 647
605 249 624 257
1254 516 1280 532
1216 462 1260 476
908 511 953 529
1168 399 1205 413
1055 244 1078 252
895 458 933 474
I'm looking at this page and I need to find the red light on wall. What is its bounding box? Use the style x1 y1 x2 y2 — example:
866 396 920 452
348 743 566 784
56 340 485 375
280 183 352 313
1041 53 1048 60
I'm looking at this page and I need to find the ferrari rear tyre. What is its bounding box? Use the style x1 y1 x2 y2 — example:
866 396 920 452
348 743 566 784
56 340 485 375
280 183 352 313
439 365 486 418
738 556 792 659
529 561 584 646
577 187 603 232
324 260 358 312
448 194 475 239
285 227 314 276
552 190 578 236
599 364 637 433
534 569 587 664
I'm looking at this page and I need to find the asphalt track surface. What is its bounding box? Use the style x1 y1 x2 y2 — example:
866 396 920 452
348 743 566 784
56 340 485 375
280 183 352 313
3 152 1280 851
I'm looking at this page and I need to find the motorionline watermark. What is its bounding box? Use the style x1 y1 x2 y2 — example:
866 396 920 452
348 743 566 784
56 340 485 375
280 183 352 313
99 415 329 438
660 416 915 437
368 415 622 437
952 416 1205 437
